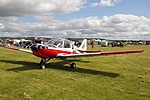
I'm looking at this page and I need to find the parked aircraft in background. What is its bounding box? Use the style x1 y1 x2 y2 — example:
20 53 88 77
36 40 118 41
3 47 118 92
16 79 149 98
4 38 31 47
4 38 144 69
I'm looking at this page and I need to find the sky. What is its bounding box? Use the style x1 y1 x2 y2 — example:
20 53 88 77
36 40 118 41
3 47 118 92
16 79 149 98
0 0 150 40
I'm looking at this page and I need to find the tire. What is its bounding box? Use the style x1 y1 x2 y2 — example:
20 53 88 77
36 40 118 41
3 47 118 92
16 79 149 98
70 63 76 69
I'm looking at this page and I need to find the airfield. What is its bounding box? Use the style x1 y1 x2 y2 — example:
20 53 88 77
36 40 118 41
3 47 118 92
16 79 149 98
0 45 150 99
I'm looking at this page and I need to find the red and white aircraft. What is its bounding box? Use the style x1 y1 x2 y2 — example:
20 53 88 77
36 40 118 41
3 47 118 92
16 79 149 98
4 38 144 69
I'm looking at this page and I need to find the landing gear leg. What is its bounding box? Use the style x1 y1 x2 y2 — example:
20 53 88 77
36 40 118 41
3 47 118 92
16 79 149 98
40 58 51 69
40 58 46 69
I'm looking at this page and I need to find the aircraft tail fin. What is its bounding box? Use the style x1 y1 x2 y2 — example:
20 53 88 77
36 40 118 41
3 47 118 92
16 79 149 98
78 39 87 51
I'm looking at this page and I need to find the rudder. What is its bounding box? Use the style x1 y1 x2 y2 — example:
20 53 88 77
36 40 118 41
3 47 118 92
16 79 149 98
78 39 87 51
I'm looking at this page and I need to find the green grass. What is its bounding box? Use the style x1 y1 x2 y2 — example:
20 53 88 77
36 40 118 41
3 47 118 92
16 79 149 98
0 45 150 100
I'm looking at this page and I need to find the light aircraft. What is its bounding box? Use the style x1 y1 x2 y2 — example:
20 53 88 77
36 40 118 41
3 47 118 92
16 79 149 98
4 38 144 69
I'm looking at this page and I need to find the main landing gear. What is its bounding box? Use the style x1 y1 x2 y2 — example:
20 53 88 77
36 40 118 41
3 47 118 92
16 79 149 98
39 58 77 69
70 62 76 69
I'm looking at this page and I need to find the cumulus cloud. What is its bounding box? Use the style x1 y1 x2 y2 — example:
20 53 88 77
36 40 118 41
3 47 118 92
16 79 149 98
0 0 149 40
0 14 150 40
91 0 122 7
0 0 85 17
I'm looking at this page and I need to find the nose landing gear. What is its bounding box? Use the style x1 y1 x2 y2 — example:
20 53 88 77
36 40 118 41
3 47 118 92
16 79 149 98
40 58 51 69
40 59 46 69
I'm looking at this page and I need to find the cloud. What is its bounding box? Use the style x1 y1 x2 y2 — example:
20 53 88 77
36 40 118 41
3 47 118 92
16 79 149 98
0 0 85 17
0 16 18 23
0 14 150 40
91 0 122 7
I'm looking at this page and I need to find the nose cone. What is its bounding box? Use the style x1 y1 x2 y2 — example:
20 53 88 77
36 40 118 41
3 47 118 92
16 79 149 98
31 44 48 51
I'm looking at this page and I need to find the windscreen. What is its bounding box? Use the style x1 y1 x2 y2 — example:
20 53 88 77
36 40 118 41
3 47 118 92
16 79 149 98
47 39 63 48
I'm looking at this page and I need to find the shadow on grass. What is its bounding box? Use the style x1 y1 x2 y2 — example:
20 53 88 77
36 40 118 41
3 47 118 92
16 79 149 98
0 59 120 78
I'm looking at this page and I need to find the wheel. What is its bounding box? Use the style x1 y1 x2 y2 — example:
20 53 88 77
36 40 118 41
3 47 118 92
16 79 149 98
70 63 76 69
40 63 45 69
40 59 46 69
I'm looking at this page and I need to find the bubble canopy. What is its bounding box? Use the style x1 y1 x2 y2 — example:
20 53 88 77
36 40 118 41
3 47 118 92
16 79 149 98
46 38 71 48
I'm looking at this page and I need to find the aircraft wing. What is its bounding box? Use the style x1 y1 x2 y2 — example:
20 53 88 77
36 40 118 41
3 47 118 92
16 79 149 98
57 52 101 58
100 50 144 55
78 50 102 53
4 46 33 54
57 50 144 58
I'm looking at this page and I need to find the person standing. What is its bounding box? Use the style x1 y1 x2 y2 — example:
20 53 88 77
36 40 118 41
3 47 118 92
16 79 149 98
91 40 94 48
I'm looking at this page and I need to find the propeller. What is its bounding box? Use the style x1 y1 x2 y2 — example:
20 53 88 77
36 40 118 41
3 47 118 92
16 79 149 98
31 44 48 51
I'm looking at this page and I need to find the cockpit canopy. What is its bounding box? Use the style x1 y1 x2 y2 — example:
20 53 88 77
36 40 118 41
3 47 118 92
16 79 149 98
47 38 72 48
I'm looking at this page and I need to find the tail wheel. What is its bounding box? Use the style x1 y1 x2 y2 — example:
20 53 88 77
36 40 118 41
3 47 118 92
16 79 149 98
70 63 76 69
40 59 46 69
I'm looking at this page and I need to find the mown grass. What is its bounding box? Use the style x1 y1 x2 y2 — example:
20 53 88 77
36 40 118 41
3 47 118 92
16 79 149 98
0 45 150 100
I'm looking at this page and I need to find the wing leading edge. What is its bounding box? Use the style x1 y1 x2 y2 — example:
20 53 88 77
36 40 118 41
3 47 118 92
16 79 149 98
57 50 144 58
100 50 144 55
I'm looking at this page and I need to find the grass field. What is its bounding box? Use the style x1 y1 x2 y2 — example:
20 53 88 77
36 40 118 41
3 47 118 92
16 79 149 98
0 45 150 100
